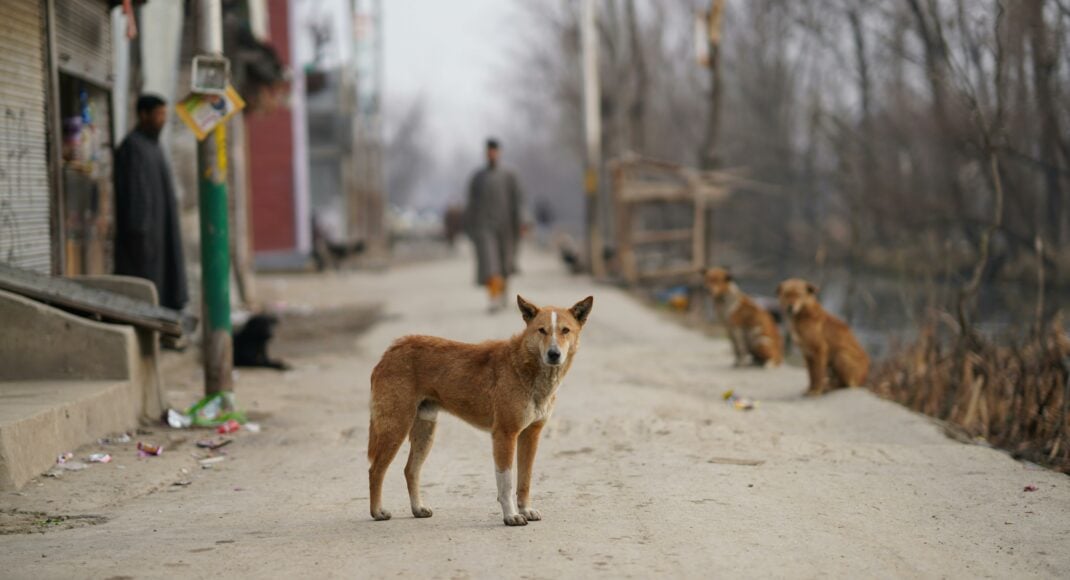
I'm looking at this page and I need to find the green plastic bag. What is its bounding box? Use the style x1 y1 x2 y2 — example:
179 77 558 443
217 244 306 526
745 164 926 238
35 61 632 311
185 392 247 427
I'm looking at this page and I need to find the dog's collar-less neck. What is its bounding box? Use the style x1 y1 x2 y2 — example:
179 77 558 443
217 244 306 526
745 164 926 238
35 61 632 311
509 336 566 402
714 284 743 314
791 302 822 320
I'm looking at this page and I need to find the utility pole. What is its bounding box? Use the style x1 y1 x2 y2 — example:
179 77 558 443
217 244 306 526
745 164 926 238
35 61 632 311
196 0 233 396
699 0 725 272
581 0 604 277
701 0 725 170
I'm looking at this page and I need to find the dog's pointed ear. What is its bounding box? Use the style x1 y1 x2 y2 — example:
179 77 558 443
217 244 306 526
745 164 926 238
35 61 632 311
570 296 594 326
806 282 818 295
517 295 539 323
776 281 784 296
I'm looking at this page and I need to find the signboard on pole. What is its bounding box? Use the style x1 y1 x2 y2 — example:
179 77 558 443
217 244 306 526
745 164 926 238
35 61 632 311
176 85 246 141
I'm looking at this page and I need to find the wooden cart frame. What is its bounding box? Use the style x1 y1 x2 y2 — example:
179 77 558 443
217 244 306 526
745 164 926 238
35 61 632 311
609 156 733 285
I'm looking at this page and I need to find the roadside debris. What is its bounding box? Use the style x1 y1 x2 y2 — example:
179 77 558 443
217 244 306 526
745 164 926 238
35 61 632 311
137 442 163 457
196 438 232 450
198 456 226 467
56 452 74 464
87 453 112 464
98 433 132 445
167 408 193 429
1024 484 1039 492
722 389 758 411
169 392 248 429
244 422 261 433
216 419 241 434
654 286 690 312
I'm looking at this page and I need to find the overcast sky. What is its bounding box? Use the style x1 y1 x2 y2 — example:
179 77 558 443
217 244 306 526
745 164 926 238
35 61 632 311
291 0 532 208
382 0 512 153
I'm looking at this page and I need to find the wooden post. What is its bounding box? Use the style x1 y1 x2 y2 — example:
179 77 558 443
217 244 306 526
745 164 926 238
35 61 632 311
581 0 604 277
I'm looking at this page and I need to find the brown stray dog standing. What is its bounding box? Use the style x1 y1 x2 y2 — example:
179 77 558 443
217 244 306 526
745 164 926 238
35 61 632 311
704 268 783 367
367 295 594 526
777 278 869 395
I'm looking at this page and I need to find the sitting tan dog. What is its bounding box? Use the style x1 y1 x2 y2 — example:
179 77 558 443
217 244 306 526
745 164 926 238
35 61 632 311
777 278 869 395
703 267 783 367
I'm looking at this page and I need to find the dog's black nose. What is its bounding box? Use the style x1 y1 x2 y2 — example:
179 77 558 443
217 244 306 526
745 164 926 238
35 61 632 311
547 349 561 363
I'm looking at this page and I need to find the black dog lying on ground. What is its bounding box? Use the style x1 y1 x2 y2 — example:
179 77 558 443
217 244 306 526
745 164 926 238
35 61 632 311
234 313 291 370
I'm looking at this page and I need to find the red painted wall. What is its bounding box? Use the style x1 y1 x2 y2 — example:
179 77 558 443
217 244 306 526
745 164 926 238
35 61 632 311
247 0 296 252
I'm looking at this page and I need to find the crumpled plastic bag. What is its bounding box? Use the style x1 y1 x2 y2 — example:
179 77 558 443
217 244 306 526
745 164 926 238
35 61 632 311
186 392 247 427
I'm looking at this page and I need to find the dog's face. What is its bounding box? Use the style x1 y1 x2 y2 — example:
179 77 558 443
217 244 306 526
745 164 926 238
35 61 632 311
703 267 735 299
777 278 818 315
517 295 594 367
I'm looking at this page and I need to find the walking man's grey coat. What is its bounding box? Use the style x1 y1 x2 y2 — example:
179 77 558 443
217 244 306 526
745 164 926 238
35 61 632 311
465 165 522 285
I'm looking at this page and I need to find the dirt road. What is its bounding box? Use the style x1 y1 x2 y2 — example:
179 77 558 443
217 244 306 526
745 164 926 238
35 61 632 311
2 248 1068 578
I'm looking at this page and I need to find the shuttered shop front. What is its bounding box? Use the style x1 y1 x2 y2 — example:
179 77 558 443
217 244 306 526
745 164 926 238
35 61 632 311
0 0 52 273
56 0 113 87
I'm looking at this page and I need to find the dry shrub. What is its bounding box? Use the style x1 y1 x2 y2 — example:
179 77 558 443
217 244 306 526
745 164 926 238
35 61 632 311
871 315 1070 473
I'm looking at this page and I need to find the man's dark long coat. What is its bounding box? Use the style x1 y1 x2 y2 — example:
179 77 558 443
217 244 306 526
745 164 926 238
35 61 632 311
465 165 522 285
112 128 189 310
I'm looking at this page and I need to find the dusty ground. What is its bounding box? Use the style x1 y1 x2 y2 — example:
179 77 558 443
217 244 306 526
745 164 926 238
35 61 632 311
1 247 1068 579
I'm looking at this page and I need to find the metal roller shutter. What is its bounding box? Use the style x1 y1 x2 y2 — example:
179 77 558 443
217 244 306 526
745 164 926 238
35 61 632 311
0 0 52 273
56 0 113 87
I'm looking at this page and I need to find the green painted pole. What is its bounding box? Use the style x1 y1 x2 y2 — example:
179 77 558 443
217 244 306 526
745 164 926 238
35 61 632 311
197 0 232 396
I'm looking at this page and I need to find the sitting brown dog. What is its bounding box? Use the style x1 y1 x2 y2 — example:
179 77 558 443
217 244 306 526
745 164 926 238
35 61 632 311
777 278 869 395
704 267 783 367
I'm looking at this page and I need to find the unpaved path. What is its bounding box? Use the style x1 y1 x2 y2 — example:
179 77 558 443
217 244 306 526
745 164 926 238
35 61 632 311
1 248 1068 579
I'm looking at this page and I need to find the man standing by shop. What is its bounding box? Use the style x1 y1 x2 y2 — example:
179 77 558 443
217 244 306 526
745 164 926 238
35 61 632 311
465 138 523 312
113 95 189 315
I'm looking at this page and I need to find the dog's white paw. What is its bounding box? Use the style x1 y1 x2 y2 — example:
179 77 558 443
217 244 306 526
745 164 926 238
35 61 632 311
503 514 528 526
520 507 542 521
371 508 392 521
412 506 433 518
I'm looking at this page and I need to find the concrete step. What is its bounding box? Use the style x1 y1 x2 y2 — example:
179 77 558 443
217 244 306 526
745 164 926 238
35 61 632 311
0 379 141 490
1 278 163 491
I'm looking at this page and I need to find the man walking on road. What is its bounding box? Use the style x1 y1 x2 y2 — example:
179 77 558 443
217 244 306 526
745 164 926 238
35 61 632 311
465 138 523 312
113 94 189 314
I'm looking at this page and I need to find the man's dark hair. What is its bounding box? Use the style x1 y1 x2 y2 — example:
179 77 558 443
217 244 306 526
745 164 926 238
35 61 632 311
486 138 500 150
136 94 167 115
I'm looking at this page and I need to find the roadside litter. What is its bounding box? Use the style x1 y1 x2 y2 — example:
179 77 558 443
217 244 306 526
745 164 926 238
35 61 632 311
217 419 241 434
198 456 226 466
137 442 163 457
167 409 192 429
654 286 690 312
87 453 112 464
722 389 758 411
196 438 232 450
98 433 132 445
45 457 88 477
167 392 248 429
1024 484 1038 492
49 452 90 473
